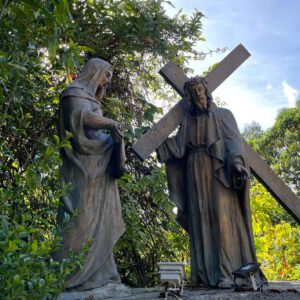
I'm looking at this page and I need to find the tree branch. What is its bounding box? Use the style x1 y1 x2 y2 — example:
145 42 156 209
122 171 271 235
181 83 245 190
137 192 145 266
0 0 10 22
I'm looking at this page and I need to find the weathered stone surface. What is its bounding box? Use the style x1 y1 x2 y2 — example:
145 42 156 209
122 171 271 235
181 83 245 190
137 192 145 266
59 283 131 300
59 281 300 299
56 58 126 289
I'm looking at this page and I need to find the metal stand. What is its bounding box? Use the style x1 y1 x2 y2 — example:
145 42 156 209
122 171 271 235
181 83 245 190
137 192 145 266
157 262 186 300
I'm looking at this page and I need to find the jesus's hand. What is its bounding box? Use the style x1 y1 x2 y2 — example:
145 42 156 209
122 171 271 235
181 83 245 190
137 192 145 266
232 163 249 190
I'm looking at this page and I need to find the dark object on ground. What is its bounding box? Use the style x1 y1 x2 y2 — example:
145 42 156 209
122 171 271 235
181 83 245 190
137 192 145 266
232 263 266 292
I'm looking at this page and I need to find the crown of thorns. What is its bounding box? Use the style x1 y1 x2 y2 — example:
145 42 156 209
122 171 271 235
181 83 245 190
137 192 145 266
183 77 208 90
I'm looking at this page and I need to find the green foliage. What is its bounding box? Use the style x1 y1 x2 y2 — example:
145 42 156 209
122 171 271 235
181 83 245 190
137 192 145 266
0 220 77 300
243 121 263 152
2 0 298 295
116 168 189 287
244 106 300 280
245 104 300 197
259 103 300 196
0 141 79 299
0 0 204 295
251 181 300 280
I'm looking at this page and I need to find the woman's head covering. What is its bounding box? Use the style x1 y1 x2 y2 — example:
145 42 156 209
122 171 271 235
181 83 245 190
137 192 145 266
68 58 113 97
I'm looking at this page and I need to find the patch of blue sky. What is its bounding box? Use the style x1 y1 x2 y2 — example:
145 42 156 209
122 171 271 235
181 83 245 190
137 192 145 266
164 0 300 130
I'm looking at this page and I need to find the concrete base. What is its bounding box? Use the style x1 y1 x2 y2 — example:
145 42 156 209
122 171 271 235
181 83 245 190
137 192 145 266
59 281 300 300
59 283 131 300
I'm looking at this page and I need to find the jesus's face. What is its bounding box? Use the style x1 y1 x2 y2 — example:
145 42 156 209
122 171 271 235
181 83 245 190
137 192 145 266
190 83 207 111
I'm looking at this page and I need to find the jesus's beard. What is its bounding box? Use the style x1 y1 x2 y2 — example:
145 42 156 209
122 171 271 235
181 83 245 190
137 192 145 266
190 102 209 116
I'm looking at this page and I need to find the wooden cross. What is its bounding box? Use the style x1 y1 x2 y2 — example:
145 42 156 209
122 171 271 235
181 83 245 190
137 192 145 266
132 44 300 223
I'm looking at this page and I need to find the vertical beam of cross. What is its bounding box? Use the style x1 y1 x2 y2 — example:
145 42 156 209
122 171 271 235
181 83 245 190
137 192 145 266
132 44 250 160
132 44 300 223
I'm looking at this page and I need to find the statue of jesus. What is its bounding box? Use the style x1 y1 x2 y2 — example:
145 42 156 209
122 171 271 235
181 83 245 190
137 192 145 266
157 77 265 288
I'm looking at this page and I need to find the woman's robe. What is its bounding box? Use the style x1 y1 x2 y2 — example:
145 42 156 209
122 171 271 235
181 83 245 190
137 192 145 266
55 87 125 290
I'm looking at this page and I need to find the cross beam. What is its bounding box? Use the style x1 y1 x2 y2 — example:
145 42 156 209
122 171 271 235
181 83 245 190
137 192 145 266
244 142 300 222
132 44 300 223
132 44 250 160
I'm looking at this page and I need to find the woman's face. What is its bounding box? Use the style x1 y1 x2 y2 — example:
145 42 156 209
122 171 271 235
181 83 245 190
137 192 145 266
96 68 113 100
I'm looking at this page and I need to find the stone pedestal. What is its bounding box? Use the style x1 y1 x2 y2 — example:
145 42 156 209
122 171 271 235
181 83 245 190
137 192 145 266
59 283 131 300
59 281 300 300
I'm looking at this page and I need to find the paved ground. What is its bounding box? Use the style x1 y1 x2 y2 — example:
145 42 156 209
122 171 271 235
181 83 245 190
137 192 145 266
60 281 300 300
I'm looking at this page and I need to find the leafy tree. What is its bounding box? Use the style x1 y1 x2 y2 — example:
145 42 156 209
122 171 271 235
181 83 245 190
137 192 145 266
251 181 300 280
0 0 206 295
257 102 300 197
3 0 298 295
243 121 263 151
243 104 300 280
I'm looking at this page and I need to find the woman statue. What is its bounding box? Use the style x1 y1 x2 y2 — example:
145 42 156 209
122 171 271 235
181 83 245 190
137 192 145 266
55 58 125 290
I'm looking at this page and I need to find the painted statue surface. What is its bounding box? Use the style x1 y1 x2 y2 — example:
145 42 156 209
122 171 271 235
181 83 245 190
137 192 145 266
157 77 264 287
56 58 125 290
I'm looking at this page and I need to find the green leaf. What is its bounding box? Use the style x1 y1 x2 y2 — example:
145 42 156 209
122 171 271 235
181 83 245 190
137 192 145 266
31 240 38 254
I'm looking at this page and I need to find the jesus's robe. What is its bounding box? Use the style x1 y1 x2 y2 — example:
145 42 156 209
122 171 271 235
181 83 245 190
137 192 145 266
157 104 259 286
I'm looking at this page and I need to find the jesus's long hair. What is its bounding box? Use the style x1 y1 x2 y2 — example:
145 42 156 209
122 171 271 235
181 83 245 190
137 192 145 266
184 77 213 116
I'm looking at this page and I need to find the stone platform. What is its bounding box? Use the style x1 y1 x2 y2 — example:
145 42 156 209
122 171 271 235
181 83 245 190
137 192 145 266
60 281 300 300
